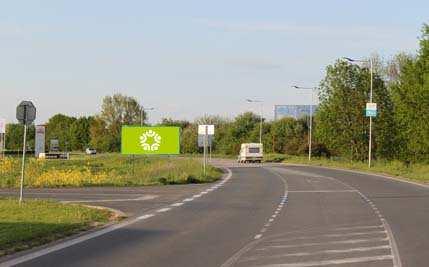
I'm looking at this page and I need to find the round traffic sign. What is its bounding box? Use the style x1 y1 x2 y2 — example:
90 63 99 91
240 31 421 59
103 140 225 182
16 101 36 125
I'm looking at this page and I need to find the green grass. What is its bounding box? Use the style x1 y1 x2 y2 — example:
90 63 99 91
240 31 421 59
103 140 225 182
278 154 429 184
0 198 112 256
0 154 223 188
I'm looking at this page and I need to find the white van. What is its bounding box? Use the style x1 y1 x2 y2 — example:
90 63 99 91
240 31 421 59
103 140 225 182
238 143 263 163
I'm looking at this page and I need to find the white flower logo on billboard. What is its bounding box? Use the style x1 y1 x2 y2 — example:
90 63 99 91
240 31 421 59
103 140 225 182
140 130 162 151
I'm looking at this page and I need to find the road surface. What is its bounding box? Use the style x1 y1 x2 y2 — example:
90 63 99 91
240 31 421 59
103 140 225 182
1 162 429 267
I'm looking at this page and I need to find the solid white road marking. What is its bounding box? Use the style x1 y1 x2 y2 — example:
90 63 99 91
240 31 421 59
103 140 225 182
259 255 393 267
242 245 392 261
183 198 194 202
333 225 383 231
171 202 184 207
287 190 357 193
259 237 389 249
61 195 158 203
270 230 387 242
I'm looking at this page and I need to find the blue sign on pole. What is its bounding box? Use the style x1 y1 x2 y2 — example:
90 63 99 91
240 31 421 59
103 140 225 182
365 103 377 117
365 110 377 117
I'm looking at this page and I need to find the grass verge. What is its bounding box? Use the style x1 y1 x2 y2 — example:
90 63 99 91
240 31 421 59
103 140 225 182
0 154 222 188
277 154 429 184
0 198 114 256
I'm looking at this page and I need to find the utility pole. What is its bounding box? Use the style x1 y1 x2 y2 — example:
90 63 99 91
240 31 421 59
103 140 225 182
343 57 374 168
246 99 264 144
292 86 318 161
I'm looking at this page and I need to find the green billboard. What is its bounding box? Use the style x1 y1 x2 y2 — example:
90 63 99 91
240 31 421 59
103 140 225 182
121 126 180 155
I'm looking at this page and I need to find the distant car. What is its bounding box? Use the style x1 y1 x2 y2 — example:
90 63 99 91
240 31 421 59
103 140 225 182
238 143 263 163
85 148 97 155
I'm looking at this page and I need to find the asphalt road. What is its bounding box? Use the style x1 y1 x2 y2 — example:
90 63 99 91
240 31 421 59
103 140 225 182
1 163 428 267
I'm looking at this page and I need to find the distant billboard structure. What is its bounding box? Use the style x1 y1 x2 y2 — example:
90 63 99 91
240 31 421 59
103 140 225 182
274 105 318 120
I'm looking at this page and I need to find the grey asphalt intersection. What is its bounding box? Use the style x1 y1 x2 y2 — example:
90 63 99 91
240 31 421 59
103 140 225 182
1 161 428 267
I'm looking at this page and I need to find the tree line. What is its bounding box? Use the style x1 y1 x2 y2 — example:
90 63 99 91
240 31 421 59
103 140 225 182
4 24 428 163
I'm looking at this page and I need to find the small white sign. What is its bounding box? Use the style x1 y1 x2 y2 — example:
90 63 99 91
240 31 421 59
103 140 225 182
0 119 5 134
366 103 377 111
198 125 215 135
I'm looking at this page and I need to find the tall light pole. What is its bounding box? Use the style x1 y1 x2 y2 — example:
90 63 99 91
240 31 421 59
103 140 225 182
343 57 374 168
141 107 155 126
292 85 318 161
246 99 263 144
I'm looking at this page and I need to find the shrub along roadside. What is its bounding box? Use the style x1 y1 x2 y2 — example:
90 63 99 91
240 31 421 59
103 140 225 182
280 155 429 184
0 154 223 188
0 198 114 256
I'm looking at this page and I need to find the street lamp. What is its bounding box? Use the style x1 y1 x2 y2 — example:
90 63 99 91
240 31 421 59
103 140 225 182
141 107 155 126
343 57 374 168
292 85 318 161
246 99 263 144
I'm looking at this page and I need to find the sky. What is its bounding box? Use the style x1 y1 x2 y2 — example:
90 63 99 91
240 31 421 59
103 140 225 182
1 0 428 124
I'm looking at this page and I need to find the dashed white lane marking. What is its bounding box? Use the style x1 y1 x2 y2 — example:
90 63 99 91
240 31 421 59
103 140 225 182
137 214 155 220
183 198 194 202
259 255 394 267
251 168 289 241
0 168 233 267
156 208 171 213
243 245 392 261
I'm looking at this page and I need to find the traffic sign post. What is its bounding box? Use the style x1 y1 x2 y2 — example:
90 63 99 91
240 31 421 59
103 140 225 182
198 125 215 176
16 101 36 204
0 118 5 158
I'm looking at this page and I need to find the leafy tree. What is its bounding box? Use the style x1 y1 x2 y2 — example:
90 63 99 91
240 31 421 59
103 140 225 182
89 117 114 152
46 114 76 151
159 118 190 129
271 117 307 155
390 24 429 162
70 116 94 150
315 60 395 160
99 94 142 151
180 125 198 154
5 123 35 151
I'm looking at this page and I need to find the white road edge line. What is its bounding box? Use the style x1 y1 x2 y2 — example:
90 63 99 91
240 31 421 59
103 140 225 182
61 195 158 203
